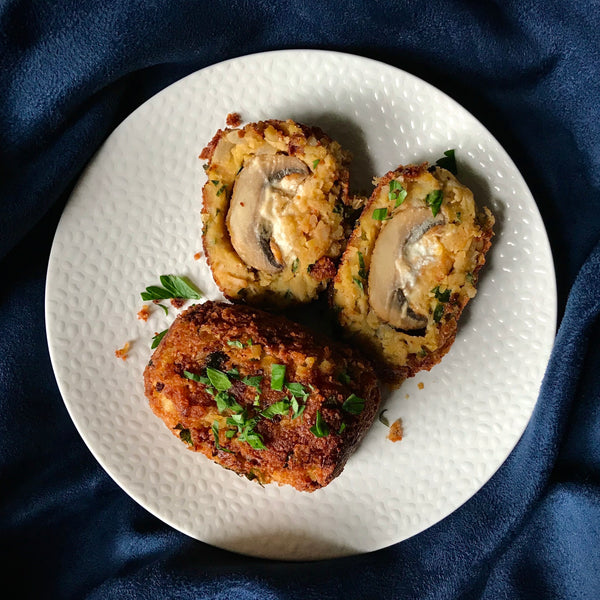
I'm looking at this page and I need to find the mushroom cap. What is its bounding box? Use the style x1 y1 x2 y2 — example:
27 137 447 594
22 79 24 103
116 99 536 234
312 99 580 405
368 206 445 330
226 154 310 274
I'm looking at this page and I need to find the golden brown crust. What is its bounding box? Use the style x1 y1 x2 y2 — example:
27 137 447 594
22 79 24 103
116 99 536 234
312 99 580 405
144 301 380 492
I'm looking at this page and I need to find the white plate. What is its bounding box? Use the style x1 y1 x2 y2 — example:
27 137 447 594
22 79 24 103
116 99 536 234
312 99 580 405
45 50 557 560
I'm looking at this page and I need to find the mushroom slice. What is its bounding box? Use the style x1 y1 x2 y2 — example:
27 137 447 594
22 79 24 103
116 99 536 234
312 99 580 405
368 207 446 331
227 154 310 273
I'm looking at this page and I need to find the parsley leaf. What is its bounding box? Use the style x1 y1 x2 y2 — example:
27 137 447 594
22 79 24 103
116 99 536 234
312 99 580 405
435 149 457 175
227 340 244 348
183 370 210 385
211 421 233 453
378 409 390 427
261 400 291 419
357 251 367 279
372 207 388 221
425 190 443 217
141 275 203 301
310 410 330 437
433 303 445 323
206 367 232 391
151 329 167 349
342 394 365 415
215 391 243 414
388 180 407 207
270 364 286 391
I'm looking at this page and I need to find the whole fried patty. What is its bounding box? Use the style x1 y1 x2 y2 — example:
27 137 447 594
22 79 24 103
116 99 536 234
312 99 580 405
144 301 380 492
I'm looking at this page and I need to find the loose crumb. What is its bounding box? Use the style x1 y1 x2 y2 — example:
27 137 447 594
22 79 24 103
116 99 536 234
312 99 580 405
417 382 424 390
170 298 185 309
137 305 150 322
193 251 203 260
226 112 242 127
115 341 131 360
405 393 410 399
387 418 404 442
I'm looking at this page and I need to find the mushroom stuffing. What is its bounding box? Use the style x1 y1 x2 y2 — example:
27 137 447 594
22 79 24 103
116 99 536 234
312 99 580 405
200 120 356 307
331 163 494 383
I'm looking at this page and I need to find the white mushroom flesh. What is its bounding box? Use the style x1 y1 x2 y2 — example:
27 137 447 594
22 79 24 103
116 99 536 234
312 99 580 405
368 207 446 330
227 154 309 273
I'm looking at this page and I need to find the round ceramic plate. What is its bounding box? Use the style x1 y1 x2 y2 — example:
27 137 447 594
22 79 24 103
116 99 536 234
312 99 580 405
45 50 556 560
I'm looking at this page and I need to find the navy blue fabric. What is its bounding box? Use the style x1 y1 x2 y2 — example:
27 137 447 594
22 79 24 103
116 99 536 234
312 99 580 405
2 1 599 598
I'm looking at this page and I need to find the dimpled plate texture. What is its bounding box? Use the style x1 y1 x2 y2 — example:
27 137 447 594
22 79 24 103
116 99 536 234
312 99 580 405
45 50 557 560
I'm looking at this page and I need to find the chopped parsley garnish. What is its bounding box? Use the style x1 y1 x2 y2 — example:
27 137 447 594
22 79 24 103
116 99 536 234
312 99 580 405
141 275 203 301
357 251 367 279
261 400 291 419
286 382 308 398
342 394 365 415
215 391 243 414
151 329 168 349
338 422 347 434
337 371 351 385
466 272 474 284
312 159 320 169
156 303 169 316
290 396 306 419
206 367 232 391
310 410 330 437
211 421 233 453
174 424 193 446
432 286 451 303
183 370 210 384
435 149 457 176
388 180 407 207
216 185 226 196
242 375 262 390
227 340 244 348
270 364 286 391
291 258 299 273
433 303 445 323
425 190 443 217
352 276 364 292
378 409 390 427
372 207 389 221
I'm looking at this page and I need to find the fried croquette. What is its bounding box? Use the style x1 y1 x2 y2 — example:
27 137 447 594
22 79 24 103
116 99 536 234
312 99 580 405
331 163 494 383
200 119 357 308
143 301 380 492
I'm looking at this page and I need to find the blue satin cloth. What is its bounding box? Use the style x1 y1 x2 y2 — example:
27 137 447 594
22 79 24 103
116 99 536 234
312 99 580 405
2 1 600 598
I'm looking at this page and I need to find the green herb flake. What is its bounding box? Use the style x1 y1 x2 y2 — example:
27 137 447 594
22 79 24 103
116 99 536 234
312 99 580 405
310 410 330 438
156 303 169 316
216 185 226 196
141 274 203 301
338 371 351 385
206 367 232 391
352 276 364 292
211 179 220 186
378 409 390 427
174 424 193 446
466 272 474 284
357 251 367 279
433 302 445 323
388 180 407 207
312 159 320 169
291 258 299 273
290 396 306 419
435 149 458 176
338 422 347 434
211 421 233 453
215 391 243 414
286 382 308 398
425 190 444 217
227 340 244 349
270 364 286 391
261 400 291 419
151 329 168 349
432 286 451 303
342 393 365 415
372 207 388 221
183 370 211 384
